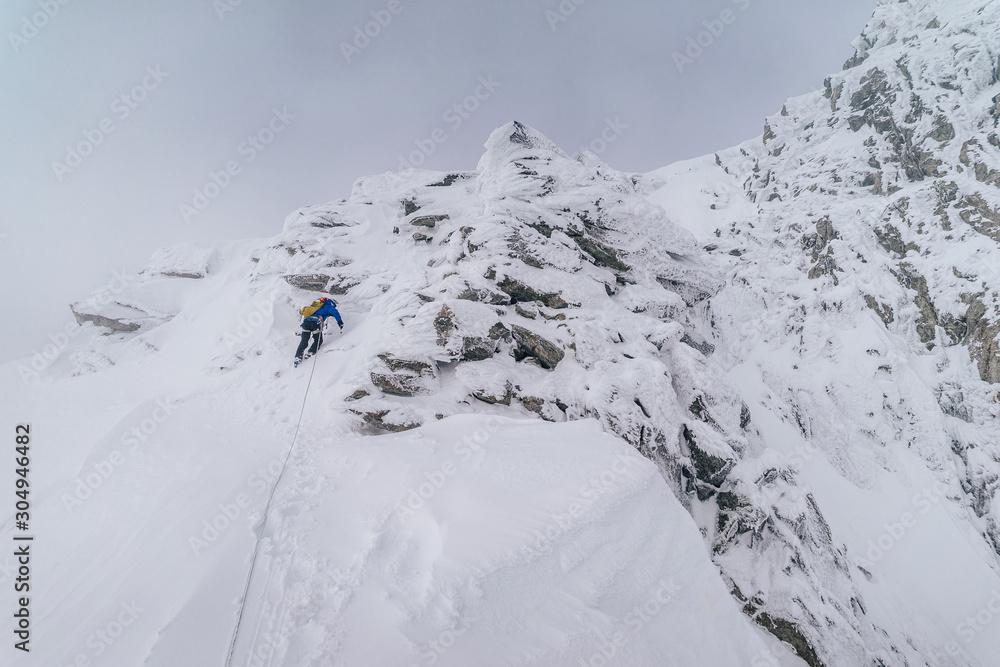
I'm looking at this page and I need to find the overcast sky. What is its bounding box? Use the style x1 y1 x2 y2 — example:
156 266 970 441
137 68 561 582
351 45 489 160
0 0 879 363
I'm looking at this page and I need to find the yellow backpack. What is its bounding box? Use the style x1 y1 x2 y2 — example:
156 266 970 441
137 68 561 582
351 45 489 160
300 300 324 320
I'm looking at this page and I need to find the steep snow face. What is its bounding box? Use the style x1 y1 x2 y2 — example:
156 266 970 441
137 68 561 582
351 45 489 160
4 123 798 665
642 0 1000 664
15 2 1000 665
253 119 728 489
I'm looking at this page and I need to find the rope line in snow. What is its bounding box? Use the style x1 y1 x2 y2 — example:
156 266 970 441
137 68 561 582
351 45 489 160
224 344 320 667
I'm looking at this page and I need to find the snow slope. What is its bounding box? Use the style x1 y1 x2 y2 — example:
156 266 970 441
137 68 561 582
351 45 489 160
646 0 1000 663
5 1 1000 665
1 139 793 665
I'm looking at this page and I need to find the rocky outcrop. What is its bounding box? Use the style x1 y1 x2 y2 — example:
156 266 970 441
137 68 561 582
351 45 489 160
370 354 439 397
410 214 449 228
509 325 564 369
71 309 141 333
351 408 421 432
963 294 1000 384
282 273 358 295
496 277 567 309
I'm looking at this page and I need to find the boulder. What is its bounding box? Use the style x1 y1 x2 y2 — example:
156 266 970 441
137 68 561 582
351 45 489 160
352 409 421 433
282 274 359 295
71 309 141 333
410 214 450 228
370 354 439 397
496 277 567 309
510 325 564 369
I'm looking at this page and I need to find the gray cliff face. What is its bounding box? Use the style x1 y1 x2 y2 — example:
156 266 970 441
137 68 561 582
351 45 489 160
693 0 1000 663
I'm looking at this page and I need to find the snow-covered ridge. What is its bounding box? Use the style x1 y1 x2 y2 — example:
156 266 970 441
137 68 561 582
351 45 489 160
656 0 1000 663
10 0 1000 664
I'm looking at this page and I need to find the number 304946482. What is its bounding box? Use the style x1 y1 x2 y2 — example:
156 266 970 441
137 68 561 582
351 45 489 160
15 425 30 530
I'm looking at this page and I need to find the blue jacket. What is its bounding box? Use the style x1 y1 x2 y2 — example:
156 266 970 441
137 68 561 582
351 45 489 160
308 302 342 325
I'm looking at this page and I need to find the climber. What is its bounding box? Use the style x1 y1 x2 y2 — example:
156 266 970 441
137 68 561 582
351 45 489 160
294 297 343 366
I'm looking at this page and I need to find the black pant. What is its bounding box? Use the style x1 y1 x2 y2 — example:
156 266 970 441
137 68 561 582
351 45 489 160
295 328 323 360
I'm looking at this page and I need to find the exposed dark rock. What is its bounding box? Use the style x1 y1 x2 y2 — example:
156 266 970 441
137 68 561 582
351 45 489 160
938 312 968 346
71 309 141 333
345 389 369 402
962 294 1000 383
432 304 498 361
847 116 866 132
974 162 1000 188
510 324 565 369
514 303 537 319
929 115 956 142
473 383 512 405
371 354 438 397
508 233 546 269
488 322 511 342
807 253 841 284
460 337 496 362
716 491 745 512
573 236 630 272
754 613 825 667
655 276 717 307
457 287 509 305
328 277 360 295
873 224 906 257
433 306 455 345
936 384 972 422
283 274 359 296
739 404 752 430
508 121 535 147
283 274 331 292
850 68 894 113
401 199 419 216
864 295 895 328
411 214 450 228
161 271 204 279
352 409 421 433
427 173 470 187
801 217 839 261
682 425 733 488
306 214 352 229
497 277 567 309
519 395 549 419
689 396 720 429
957 193 1000 240
526 220 554 238
894 264 938 346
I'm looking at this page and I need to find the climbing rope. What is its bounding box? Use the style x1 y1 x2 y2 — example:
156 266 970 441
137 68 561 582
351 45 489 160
224 348 320 667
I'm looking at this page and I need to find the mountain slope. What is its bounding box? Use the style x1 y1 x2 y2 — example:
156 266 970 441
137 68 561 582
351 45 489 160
3 127 794 665
645 0 1000 663
5 1 1000 665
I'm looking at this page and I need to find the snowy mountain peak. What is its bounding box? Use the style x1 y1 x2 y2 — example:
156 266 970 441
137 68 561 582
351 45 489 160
11 2 1000 665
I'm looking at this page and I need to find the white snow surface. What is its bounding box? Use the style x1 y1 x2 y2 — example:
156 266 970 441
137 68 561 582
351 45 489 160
2 296 783 665
6 1 1000 665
